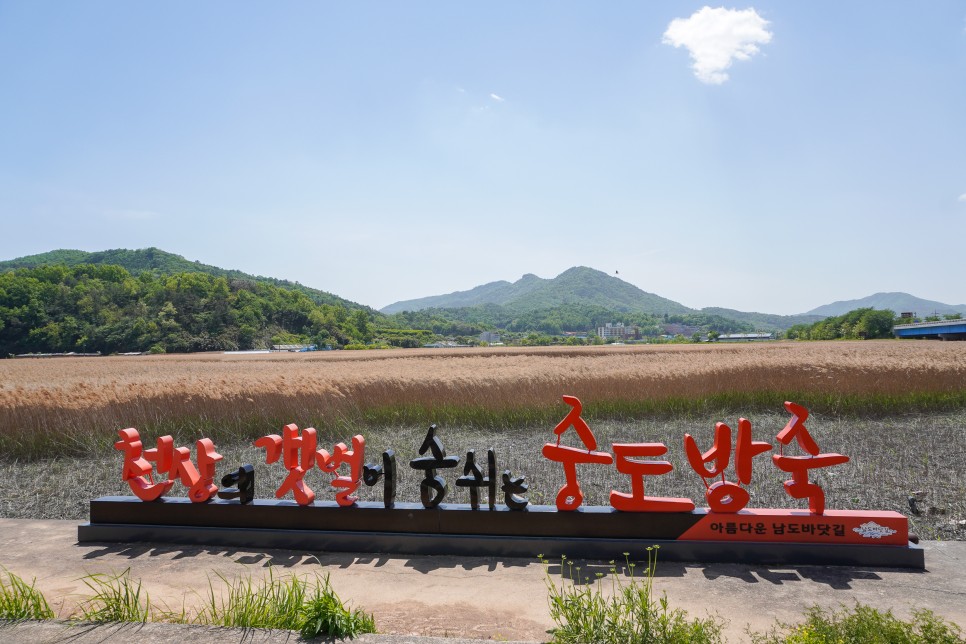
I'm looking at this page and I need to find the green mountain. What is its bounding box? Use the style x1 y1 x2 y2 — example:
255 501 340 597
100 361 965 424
0 248 371 312
382 267 821 332
382 267 692 316
0 263 378 355
804 292 966 318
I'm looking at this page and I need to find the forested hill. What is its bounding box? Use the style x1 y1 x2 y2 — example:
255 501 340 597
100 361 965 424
0 263 381 355
382 266 693 316
382 267 815 331
0 248 370 312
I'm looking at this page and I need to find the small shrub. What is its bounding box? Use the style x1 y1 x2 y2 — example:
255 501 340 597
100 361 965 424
0 568 54 620
750 603 965 643
75 568 150 623
542 547 724 644
299 574 376 639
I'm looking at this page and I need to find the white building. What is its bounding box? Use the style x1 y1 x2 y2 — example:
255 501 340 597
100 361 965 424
597 323 638 340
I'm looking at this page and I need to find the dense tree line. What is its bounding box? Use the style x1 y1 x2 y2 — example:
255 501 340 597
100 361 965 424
784 308 896 340
385 304 754 337
1 263 768 356
0 247 367 311
0 264 376 355
382 308 490 336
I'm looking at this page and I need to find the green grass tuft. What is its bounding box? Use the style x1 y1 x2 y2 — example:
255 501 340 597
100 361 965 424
0 568 55 620
75 568 150 623
196 568 375 639
299 573 376 639
542 547 724 643
750 603 965 643
197 568 305 630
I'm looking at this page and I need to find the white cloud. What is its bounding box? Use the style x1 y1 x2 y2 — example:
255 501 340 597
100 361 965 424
489 93 505 102
663 6 772 84
958 193 966 202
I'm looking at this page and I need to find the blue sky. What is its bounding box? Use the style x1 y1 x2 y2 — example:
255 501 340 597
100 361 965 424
1 2 964 314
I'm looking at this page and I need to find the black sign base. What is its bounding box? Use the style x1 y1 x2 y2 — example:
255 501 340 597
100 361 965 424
78 497 925 569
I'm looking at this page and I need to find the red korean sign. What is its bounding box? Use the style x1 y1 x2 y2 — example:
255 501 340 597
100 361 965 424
113 396 911 548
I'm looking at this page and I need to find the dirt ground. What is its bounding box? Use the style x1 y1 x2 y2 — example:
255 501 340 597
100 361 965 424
1 519 964 642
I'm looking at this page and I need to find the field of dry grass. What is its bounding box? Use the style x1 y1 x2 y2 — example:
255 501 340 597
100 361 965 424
2 341 966 457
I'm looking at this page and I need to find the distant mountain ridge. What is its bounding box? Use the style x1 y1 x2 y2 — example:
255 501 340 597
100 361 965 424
381 267 693 316
6 250 960 331
804 292 966 317
382 267 827 331
0 248 371 311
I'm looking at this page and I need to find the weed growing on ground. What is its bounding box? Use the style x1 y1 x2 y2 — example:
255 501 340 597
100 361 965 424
195 568 375 639
0 563 375 638
541 547 724 644
749 603 965 643
299 573 376 639
196 568 305 629
75 568 150 623
0 568 54 620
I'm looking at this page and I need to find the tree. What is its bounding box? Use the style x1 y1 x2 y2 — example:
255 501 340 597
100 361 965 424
351 309 373 344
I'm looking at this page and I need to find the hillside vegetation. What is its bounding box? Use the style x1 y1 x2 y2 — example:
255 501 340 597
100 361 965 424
0 264 379 355
383 266 824 332
382 267 693 315
0 248 369 311
392 303 755 337
786 308 899 341
4 249 945 353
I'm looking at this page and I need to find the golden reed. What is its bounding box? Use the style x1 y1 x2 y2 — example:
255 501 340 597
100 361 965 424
2 341 965 455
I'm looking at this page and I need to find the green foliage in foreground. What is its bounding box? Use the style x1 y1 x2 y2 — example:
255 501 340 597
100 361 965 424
30 564 375 638
298 573 377 639
76 569 150 623
3 557 965 643
750 604 964 644
544 550 964 644
0 569 55 620
542 548 724 644
198 569 375 639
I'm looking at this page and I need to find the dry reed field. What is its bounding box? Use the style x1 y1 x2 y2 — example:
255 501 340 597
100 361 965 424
1 341 965 537
3 341 966 438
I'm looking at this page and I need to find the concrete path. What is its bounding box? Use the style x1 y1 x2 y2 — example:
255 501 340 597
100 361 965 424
0 519 963 642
